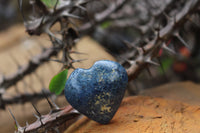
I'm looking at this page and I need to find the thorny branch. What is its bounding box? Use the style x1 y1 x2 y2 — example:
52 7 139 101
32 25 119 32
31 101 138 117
0 0 90 90
0 0 130 110
11 105 80 133
0 47 60 90
7 0 133 132
6 0 200 133
108 0 175 31
0 90 53 109
79 0 128 33
0 0 126 91
126 0 200 81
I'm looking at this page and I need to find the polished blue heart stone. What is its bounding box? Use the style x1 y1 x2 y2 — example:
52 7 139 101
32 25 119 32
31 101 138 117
64 60 128 124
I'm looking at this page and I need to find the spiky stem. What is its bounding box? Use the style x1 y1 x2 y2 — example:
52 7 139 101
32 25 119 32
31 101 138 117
126 0 200 80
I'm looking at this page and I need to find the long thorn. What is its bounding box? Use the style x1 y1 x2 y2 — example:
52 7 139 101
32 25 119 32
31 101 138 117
33 113 40 119
64 13 83 20
49 59 64 63
69 50 87 55
54 0 59 11
42 89 59 110
32 103 41 117
71 59 87 63
8 108 20 129
174 33 190 49
145 58 160 66
76 5 87 11
162 43 176 55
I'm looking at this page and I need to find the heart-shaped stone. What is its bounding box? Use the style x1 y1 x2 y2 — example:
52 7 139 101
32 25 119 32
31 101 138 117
64 60 128 124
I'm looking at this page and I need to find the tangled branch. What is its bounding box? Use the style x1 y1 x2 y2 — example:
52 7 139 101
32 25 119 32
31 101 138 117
126 0 200 80
7 0 200 133
10 105 80 133
0 47 60 90
0 89 53 109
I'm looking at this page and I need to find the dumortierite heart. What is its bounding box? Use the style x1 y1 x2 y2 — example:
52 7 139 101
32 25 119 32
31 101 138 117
64 60 128 124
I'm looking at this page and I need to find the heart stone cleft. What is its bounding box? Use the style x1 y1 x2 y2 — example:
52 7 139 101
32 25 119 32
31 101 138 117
64 60 128 124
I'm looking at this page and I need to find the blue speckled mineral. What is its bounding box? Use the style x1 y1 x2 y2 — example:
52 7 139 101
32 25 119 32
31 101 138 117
64 60 128 124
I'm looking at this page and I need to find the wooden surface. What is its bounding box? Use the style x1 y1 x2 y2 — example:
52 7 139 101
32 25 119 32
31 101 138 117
65 96 200 133
141 81 200 106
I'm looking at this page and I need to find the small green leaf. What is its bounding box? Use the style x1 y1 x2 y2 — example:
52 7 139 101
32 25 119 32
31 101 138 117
49 69 68 95
159 58 173 74
100 21 112 29
41 0 58 8
14 123 18 131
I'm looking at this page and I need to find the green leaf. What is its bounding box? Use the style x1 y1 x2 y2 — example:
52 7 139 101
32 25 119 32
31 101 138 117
49 69 68 95
159 58 174 74
100 21 112 29
41 0 58 8
14 123 18 131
